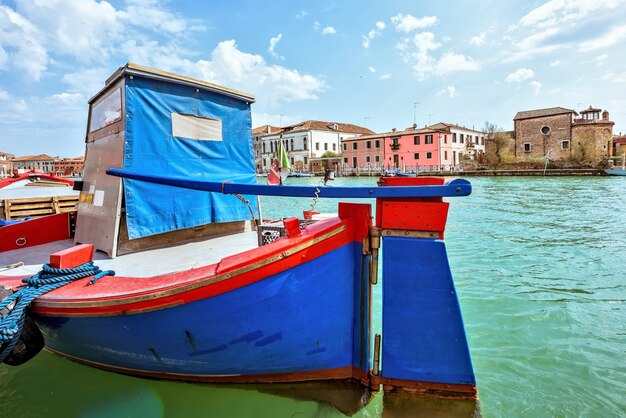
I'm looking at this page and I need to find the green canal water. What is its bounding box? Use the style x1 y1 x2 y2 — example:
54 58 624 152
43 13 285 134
1 176 625 417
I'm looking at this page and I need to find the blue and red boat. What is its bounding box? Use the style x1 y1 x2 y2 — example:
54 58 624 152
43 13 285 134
0 64 476 400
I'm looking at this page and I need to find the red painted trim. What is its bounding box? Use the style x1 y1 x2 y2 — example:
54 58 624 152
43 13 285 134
0 170 74 189
28 204 371 316
0 212 71 252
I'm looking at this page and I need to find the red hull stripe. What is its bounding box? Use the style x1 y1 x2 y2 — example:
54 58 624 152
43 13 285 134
31 218 356 317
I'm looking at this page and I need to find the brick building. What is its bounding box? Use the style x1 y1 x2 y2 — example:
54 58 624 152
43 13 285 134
513 106 613 163
54 156 85 177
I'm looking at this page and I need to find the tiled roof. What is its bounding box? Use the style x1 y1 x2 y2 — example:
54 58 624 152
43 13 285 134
579 106 602 113
0 151 14 157
12 154 55 161
279 120 375 135
252 125 283 135
514 107 577 120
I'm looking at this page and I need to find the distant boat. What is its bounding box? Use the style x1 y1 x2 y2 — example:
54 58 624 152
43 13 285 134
288 172 313 178
605 153 626 176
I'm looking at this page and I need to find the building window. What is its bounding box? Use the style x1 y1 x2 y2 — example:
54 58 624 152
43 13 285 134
352 156 358 167
444 135 447 144
414 152 420 160
366 141 371 149
352 142 357 150
426 152 432 159
324 143 328 151
290 138 294 150
460 134 464 144
481 136 484 145
414 135 420 145
304 156 308 165
425 134 433 144
366 156 370 163
316 142 319 151
303 137 308 150
452 133 457 143
375 155 380 162
561 140 570 150
332 143 336 151
375 140 380 148
540 126 551 135
391 137 400 150
444 150 448 160
523 142 532 152
262 143 266 153
343 157 348 163
342 143 347 151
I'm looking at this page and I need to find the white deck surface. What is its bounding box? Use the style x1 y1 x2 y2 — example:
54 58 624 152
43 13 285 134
1 231 259 278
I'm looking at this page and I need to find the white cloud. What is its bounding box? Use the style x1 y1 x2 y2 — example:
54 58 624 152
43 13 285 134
436 85 456 98
193 40 326 105
505 68 535 82
391 14 437 33
442 36 452 42
529 80 542 95
519 0 624 28
268 33 284 60
362 21 386 48
397 32 478 79
469 32 486 46
321 26 336 35
601 71 626 83
368 66 377 73
593 53 608 67
549 60 561 67
435 53 479 75
0 0 203 80
295 10 308 20
578 26 626 51
0 89 9 100
379 73 392 80
52 92 83 104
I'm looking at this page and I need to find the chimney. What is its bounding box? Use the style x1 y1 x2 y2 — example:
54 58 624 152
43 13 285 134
392 128 396 132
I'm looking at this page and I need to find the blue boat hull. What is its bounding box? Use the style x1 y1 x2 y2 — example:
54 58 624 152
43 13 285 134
34 242 371 380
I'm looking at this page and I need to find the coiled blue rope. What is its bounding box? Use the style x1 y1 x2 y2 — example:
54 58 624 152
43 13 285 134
0 261 114 362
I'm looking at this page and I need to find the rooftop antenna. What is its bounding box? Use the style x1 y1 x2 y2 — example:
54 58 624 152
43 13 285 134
413 102 420 125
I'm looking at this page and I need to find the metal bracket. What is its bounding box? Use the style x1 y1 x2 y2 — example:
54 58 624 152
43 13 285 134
369 227 380 285
372 333 381 376
380 229 438 239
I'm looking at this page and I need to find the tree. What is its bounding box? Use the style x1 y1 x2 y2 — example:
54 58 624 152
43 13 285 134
483 121 514 166
321 151 341 158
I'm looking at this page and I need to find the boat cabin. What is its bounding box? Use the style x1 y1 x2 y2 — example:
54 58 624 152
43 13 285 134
75 64 259 257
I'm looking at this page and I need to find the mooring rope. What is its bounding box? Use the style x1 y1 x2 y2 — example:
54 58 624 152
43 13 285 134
0 261 114 362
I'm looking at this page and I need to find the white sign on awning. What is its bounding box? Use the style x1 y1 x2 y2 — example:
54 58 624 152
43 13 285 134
171 113 222 141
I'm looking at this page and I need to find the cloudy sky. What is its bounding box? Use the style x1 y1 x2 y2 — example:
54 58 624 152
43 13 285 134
1 0 626 157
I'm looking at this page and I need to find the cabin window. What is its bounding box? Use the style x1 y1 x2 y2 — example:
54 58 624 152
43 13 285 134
171 113 222 141
90 88 122 132
523 142 532 152
561 140 570 150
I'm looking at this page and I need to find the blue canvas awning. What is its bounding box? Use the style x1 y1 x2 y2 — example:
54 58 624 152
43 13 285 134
123 75 258 239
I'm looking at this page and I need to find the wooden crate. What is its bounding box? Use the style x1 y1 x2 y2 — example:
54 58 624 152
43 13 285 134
1 195 79 220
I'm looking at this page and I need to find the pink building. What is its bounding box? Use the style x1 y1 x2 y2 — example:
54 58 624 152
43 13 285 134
341 134 385 172
383 123 485 172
